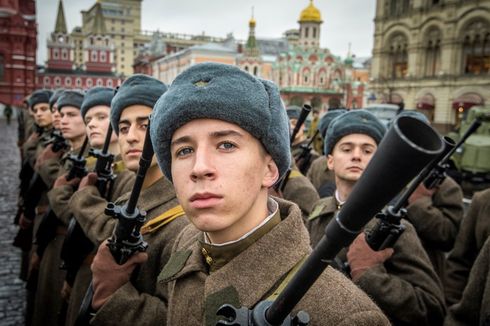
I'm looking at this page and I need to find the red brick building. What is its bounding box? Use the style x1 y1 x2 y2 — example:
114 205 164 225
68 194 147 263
0 0 37 106
36 0 121 90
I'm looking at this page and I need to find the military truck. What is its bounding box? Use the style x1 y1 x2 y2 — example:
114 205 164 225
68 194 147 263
447 105 490 193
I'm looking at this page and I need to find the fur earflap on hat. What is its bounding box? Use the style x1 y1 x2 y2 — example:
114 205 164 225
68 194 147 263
57 90 85 112
49 89 64 110
150 62 291 181
29 90 54 109
81 87 114 119
110 74 167 134
318 109 347 138
325 109 386 155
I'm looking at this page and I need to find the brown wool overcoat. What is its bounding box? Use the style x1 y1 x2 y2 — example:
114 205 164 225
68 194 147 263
306 156 335 192
445 188 490 306
161 198 390 326
445 237 490 326
282 170 319 217
306 196 446 325
405 177 464 280
88 177 189 326
64 169 135 326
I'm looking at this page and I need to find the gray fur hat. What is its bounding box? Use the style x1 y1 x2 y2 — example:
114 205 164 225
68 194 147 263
325 109 386 155
286 106 301 120
56 90 84 112
81 87 114 119
29 90 53 109
396 110 429 123
110 74 167 134
150 62 291 181
318 109 347 138
49 89 64 110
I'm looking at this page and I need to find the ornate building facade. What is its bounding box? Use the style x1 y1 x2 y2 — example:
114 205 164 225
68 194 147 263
36 1 119 90
370 0 490 130
0 0 36 106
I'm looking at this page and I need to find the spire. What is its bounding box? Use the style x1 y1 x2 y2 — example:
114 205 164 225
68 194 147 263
245 7 259 57
54 0 67 34
91 3 107 35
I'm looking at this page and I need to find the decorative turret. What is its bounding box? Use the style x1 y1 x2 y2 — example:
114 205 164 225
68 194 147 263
46 0 74 71
298 0 322 49
54 0 67 34
245 7 259 57
90 2 106 35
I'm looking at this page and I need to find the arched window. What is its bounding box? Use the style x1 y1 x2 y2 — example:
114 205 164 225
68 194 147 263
461 20 490 75
65 77 72 86
388 33 408 79
44 76 50 86
425 28 442 77
76 78 82 87
253 66 258 76
54 77 61 86
100 51 106 62
106 79 113 87
91 51 98 62
96 79 103 86
312 27 317 38
53 49 59 59
244 65 249 72
305 27 309 38
86 79 93 87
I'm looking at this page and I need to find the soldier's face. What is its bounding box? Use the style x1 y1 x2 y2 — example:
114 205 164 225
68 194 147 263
60 106 85 141
85 105 115 149
117 105 152 172
51 105 61 129
32 103 52 127
327 133 377 183
170 119 279 244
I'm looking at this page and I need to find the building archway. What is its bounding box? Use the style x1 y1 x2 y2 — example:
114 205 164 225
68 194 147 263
452 92 484 125
416 93 436 122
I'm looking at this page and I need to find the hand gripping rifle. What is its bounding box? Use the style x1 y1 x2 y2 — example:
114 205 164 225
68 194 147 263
75 124 153 326
216 116 444 326
274 105 312 193
365 118 481 251
61 123 116 286
66 136 89 181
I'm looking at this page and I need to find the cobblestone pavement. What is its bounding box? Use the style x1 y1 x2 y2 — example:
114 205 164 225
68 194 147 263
0 118 25 326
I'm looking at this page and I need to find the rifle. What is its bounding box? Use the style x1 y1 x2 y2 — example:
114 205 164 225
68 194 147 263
75 124 153 326
46 129 70 153
274 105 312 193
66 136 89 181
216 115 444 325
365 118 481 251
296 129 319 175
60 123 116 286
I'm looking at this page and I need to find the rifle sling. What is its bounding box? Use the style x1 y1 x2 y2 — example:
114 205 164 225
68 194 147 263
140 205 185 235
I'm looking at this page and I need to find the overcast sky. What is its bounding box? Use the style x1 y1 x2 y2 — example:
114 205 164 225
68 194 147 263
36 0 376 65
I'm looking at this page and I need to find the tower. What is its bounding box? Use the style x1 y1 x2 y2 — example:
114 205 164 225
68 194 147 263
46 0 74 71
83 3 115 77
244 8 259 57
298 0 322 49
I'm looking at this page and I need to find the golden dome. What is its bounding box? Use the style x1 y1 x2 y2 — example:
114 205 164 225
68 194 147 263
299 0 322 23
249 17 256 27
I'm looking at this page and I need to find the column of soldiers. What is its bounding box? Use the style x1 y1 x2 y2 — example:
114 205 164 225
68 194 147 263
12 62 488 325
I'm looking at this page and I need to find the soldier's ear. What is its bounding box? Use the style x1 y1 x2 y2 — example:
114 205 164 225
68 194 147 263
327 154 334 171
262 155 279 188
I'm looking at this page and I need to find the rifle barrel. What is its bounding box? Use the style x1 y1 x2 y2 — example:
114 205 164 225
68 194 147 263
290 104 311 144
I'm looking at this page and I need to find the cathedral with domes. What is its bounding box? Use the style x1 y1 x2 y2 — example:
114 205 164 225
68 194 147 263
237 0 364 111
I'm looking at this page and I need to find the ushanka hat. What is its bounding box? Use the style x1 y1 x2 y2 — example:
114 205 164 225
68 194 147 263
57 90 85 112
49 89 64 110
150 62 291 181
29 90 53 109
318 109 347 138
110 74 167 134
286 106 301 120
325 109 386 155
81 87 115 119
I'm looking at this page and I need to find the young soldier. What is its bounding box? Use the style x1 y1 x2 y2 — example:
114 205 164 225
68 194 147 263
63 86 135 326
445 187 490 306
147 63 388 325
306 109 345 193
33 90 86 326
76 75 188 325
306 110 446 325
445 236 490 325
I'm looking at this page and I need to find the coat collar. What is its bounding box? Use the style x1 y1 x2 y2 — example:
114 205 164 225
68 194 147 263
308 196 338 221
